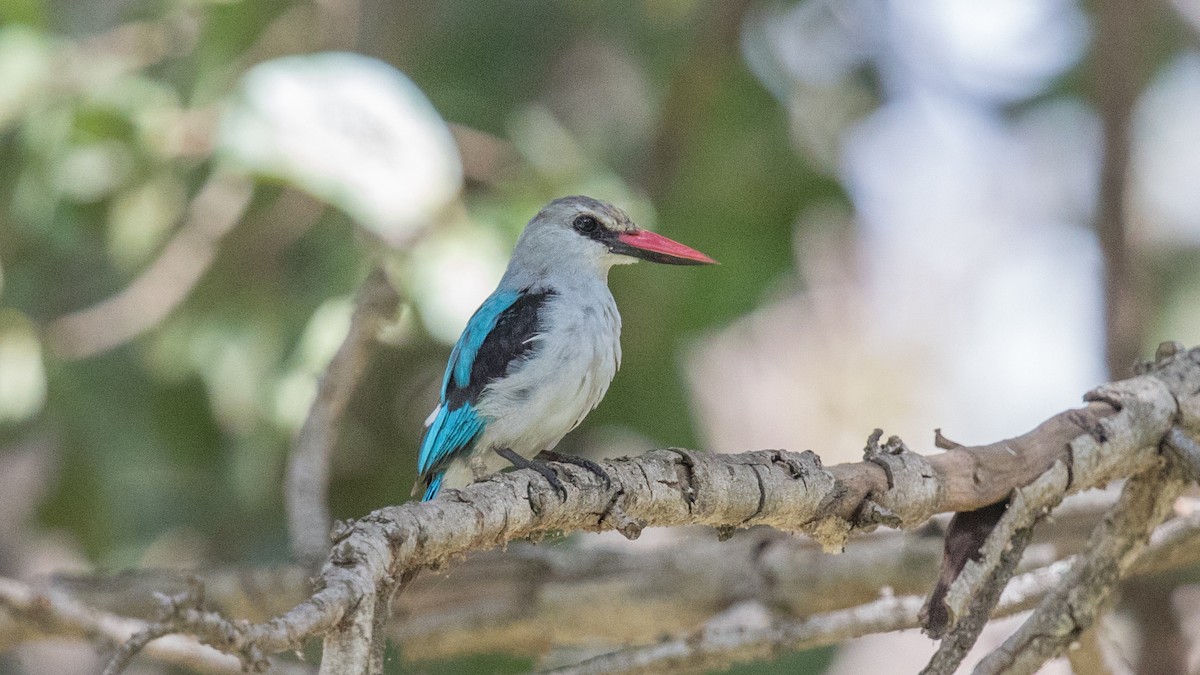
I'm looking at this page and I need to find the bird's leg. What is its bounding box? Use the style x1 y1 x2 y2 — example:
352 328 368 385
537 450 612 489
494 447 567 500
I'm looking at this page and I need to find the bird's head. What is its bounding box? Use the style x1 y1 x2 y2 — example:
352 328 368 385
516 196 717 275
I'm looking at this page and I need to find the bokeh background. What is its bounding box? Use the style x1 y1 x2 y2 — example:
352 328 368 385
2 0 1199 673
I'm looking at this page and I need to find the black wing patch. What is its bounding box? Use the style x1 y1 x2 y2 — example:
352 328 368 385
446 289 554 410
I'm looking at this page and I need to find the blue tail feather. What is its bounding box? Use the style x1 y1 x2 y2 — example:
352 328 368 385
422 472 445 501
417 404 485 476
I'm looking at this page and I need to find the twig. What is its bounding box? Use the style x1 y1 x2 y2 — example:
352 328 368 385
102 623 174 675
920 500 1040 673
538 596 923 675
973 458 1189 675
920 458 1075 672
286 267 401 566
47 171 253 359
101 578 210 675
921 528 1034 675
0 576 242 673
537 504 1200 675
540 557 1075 675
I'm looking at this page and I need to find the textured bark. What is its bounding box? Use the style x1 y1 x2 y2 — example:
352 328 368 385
539 509 1200 675
0 576 244 673
973 457 1189 675
17 495 1125 661
71 345 1200 673
23 507 1200 674
920 488 1042 674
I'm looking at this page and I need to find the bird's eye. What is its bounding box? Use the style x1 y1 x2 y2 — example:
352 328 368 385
573 215 602 236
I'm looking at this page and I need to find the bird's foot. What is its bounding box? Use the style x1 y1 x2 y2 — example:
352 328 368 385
538 450 612 490
495 447 567 500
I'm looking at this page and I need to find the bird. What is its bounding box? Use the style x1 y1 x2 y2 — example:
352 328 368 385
413 195 716 501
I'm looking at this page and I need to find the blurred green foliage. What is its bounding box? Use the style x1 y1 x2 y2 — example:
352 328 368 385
0 0 822 577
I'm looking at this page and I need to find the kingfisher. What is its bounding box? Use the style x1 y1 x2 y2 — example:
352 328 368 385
413 196 717 501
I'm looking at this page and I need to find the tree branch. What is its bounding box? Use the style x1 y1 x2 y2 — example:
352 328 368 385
919 471 1050 674
22 493 1200 672
535 508 1200 675
973 457 1189 674
286 266 401 566
48 345 1200 673
0 576 244 673
46 171 254 359
6 491 1128 660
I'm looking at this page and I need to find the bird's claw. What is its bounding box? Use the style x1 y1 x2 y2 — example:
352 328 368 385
495 447 568 500
539 450 613 490
524 461 568 501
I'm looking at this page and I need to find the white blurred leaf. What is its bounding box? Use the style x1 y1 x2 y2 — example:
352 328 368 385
0 311 46 424
218 52 463 246
406 222 509 343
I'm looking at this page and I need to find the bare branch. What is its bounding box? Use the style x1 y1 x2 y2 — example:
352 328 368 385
32 491 1200 664
534 508 1200 675
920 485 1044 673
0 576 243 673
540 556 1070 674
9 345 1199 674
973 457 1190 675
102 623 174 675
286 267 401 566
101 578 208 675
13 492 1130 662
539 596 925 675
46 171 253 359
305 345 1197 674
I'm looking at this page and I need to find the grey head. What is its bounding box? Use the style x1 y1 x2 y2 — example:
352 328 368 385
502 196 716 286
